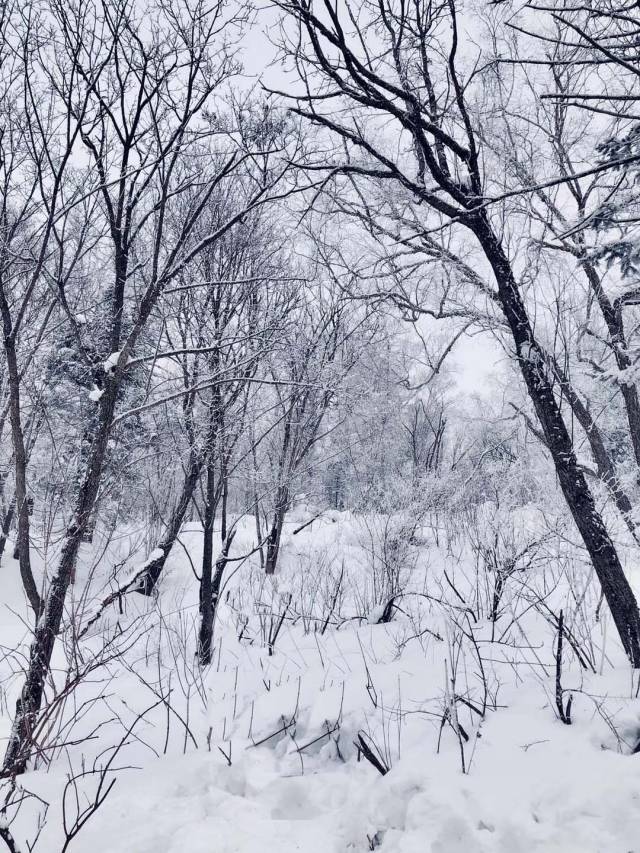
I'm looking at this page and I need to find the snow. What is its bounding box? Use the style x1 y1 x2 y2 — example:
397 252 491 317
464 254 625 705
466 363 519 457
88 385 104 402
2 511 640 851
78 546 166 634
519 343 545 367
147 547 164 563
367 603 386 624
602 365 640 387
102 352 121 374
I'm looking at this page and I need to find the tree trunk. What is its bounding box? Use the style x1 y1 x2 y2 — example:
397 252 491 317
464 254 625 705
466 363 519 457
0 314 40 617
200 457 217 606
265 485 289 575
251 439 264 570
135 459 202 596
2 383 118 776
198 529 236 666
198 459 216 666
474 212 640 666
582 259 640 469
137 385 224 596
550 358 639 542
0 496 15 563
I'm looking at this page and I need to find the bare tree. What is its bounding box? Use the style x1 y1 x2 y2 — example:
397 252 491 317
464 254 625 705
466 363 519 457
273 0 640 662
263 282 371 574
474 26 640 535
2 0 297 777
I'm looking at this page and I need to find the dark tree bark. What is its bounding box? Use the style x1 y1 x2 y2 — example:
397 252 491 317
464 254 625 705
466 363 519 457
0 293 40 617
472 214 640 664
252 439 265 571
581 258 640 469
198 529 236 666
135 456 203 596
549 356 639 542
265 484 289 576
200 458 218 609
0 495 15 562
2 382 118 776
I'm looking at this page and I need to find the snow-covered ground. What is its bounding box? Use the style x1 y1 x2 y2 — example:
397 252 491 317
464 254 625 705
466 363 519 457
2 508 640 852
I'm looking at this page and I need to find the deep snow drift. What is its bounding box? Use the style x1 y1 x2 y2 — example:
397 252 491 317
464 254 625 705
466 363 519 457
2 507 640 852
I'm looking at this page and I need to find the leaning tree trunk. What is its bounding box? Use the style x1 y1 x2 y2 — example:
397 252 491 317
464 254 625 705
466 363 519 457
474 213 640 665
582 259 640 469
2 384 118 776
549 357 639 543
135 457 203 596
136 390 223 596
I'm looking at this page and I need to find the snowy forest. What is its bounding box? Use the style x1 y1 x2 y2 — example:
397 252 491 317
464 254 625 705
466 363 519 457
1 0 640 849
